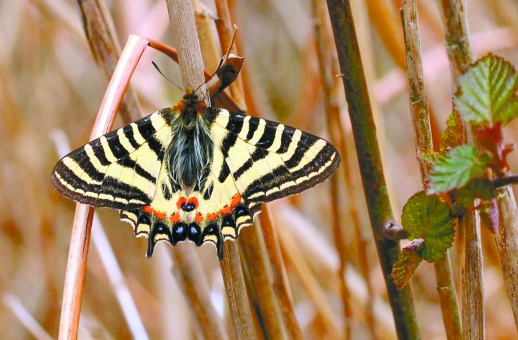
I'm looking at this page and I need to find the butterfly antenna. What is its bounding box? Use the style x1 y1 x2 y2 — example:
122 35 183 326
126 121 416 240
152 61 184 92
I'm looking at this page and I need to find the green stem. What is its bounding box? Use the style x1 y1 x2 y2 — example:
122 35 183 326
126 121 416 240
325 0 420 338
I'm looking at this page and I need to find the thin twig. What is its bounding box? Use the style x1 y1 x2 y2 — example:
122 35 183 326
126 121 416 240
58 35 148 340
170 246 229 339
76 0 142 123
238 223 289 338
435 1 485 338
214 0 245 106
277 227 344 337
259 207 303 339
325 0 420 338
311 0 351 337
401 2 461 338
52 131 148 339
217 1 303 338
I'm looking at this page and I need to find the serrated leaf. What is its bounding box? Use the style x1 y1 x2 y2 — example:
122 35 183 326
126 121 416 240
454 54 518 126
401 191 455 262
440 111 465 153
392 243 424 290
428 145 489 194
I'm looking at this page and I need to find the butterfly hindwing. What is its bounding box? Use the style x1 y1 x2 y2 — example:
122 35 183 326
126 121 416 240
51 109 175 209
120 122 260 259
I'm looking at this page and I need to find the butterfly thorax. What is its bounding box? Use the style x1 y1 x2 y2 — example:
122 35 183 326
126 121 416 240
166 93 216 192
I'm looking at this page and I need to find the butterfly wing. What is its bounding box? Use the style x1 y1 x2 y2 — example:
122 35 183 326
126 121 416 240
51 109 175 209
211 109 341 204
118 107 340 260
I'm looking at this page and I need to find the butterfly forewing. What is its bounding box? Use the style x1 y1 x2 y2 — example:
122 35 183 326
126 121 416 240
211 110 341 203
51 109 175 209
52 92 340 259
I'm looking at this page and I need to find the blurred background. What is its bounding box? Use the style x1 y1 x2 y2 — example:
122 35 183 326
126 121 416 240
1 0 518 338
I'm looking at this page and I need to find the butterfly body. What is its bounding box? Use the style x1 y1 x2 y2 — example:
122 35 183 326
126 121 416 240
52 91 340 259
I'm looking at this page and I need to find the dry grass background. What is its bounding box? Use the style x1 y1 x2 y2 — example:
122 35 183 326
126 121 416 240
1 0 518 338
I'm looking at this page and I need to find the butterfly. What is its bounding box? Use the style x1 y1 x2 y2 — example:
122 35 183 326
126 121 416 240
51 90 341 259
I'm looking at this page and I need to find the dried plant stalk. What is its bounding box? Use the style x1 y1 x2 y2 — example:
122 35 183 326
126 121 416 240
311 0 352 336
495 186 518 328
59 35 149 339
259 207 302 339
171 246 229 339
166 0 264 338
435 1 484 338
401 1 461 339
76 0 142 123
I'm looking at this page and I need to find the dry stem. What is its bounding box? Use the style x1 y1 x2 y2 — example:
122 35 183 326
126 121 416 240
435 1 484 338
401 1 461 338
58 35 148 339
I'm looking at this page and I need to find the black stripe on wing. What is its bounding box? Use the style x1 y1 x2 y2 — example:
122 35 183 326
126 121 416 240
51 109 174 209
214 110 340 203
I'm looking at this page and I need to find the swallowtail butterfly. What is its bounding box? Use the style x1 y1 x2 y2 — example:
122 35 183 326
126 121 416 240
51 90 341 259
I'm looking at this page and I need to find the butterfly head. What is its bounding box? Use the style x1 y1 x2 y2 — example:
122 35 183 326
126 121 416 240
172 89 209 128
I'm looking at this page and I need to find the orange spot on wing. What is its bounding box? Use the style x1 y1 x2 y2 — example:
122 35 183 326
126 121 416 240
143 206 153 214
187 197 199 209
176 197 187 210
207 212 219 221
170 213 180 224
231 194 242 208
221 205 232 215
155 211 166 220
195 212 204 223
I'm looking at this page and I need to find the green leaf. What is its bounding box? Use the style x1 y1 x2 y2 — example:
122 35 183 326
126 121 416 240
428 145 489 194
454 54 518 126
440 111 465 153
401 191 455 262
392 242 424 290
